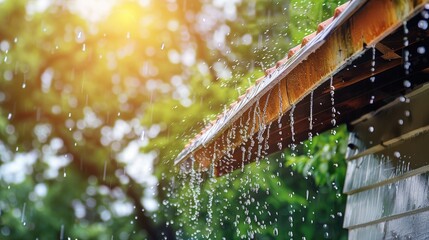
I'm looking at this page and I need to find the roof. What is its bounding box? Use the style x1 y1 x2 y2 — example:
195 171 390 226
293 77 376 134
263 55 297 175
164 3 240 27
175 0 429 176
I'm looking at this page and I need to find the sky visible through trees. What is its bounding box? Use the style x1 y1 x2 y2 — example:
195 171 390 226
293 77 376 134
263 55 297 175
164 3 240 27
0 0 348 239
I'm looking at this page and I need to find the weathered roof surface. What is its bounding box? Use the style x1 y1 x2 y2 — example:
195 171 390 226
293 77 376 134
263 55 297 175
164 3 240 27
175 0 429 176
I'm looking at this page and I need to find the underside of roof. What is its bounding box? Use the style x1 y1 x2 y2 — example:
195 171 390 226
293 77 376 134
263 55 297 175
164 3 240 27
175 0 429 177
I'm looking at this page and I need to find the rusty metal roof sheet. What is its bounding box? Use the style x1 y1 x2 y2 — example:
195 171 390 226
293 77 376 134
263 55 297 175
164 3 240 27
175 0 429 176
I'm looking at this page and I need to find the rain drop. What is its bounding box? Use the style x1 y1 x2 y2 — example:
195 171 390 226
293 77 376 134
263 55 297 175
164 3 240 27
140 130 146 141
370 46 376 75
394 151 401 158
60 225 64 240
404 110 411 117
403 80 411 88
368 126 374 133
422 9 429 19
403 21 409 34
21 202 26 224
418 20 428 30
273 228 278 236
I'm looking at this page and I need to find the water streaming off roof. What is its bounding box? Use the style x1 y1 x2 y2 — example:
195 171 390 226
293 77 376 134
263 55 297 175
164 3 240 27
175 0 429 177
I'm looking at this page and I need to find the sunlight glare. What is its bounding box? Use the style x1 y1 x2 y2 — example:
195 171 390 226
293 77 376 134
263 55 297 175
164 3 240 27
68 0 117 22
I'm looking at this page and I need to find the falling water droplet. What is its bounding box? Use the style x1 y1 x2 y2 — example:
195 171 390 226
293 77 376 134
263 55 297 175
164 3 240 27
418 20 428 30
330 76 336 130
417 46 426 54
404 110 411 117
103 160 107 181
161 42 165 50
60 224 64 240
423 7 429 18
289 104 296 143
140 130 145 141
370 45 376 75
368 126 374 133
394 151 401 158
82 43 86 52
22 83 26 88
7 113 12 120
398 119 404 125
308 91 313 142
273 228 278 236
403 21 409 34
21 202 26 224
403 80 411 88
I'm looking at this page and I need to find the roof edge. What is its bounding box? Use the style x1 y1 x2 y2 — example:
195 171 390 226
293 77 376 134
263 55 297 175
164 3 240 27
174 0 368 166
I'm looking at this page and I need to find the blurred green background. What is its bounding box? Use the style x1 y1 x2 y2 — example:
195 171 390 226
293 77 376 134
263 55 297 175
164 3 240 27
0 0 348 239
